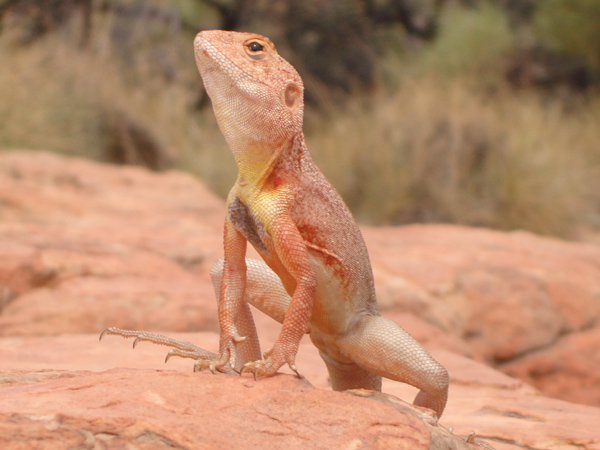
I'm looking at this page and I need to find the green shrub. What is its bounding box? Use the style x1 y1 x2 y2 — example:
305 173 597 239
419 1 514 83
533 0 600 69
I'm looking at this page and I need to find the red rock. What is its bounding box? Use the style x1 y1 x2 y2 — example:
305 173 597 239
2 150 600 415
1 333 599 450
364 225 600 406
364 225 600 361
0 368 472 450
0 151 225 335
500 326 600 407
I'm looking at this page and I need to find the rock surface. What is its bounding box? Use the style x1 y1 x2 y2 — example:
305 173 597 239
363 225 600 407
0 150 225 335
0 368 487 450
1 151 600 449
365 225 600 360
2 333 600 450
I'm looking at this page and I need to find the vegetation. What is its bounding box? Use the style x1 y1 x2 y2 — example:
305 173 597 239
0 0 599 237
534 0 600 70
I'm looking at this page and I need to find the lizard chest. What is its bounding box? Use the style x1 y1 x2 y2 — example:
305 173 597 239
228 196 270 253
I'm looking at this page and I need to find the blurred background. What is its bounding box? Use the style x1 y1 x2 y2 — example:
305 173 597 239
1 0 599 238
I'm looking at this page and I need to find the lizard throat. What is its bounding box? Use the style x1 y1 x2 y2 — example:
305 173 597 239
234 138 295 187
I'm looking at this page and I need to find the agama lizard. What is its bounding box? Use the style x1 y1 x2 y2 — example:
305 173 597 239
101 30 449 417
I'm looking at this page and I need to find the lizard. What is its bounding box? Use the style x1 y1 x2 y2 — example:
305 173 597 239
101 29 449 418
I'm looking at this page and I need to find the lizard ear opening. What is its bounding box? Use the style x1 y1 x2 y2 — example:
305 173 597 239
284 82 301 109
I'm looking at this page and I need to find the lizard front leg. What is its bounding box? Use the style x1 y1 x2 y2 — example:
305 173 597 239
210 257 291 326
213 217 263 372
242 214 317 377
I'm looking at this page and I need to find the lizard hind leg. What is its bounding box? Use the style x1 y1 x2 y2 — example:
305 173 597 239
337 315 449 417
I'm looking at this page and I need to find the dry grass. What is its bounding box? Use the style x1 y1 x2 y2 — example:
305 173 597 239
306 77 600 236
1 2 599 237
304 1 600 236
0 6 236 194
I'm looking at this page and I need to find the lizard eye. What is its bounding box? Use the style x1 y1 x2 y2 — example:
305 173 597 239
244 40 268 60
248 42 264 52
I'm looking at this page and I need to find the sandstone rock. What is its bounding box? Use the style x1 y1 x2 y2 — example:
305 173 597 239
500 326 600 407
364 225 600 407
365 225 600 361
0 368 477 450
0 151 224 335
2 150 600 414
1 333 599 450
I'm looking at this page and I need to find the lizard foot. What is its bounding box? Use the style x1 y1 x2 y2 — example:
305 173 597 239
99 327 236 374
239 347 302 380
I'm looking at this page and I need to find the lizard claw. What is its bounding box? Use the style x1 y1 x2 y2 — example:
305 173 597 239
211 348 232 373
233 333 248 344
239 363 259 380
192 359 212 373
240 354 302 380
241 359 269 380
289 362 302 379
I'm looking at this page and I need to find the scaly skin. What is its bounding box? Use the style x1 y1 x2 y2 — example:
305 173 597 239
101 30 449 417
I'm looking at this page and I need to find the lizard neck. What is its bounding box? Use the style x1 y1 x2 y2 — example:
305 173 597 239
234 133 304 188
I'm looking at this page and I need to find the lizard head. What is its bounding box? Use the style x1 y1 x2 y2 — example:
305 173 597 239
194 30 304 174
